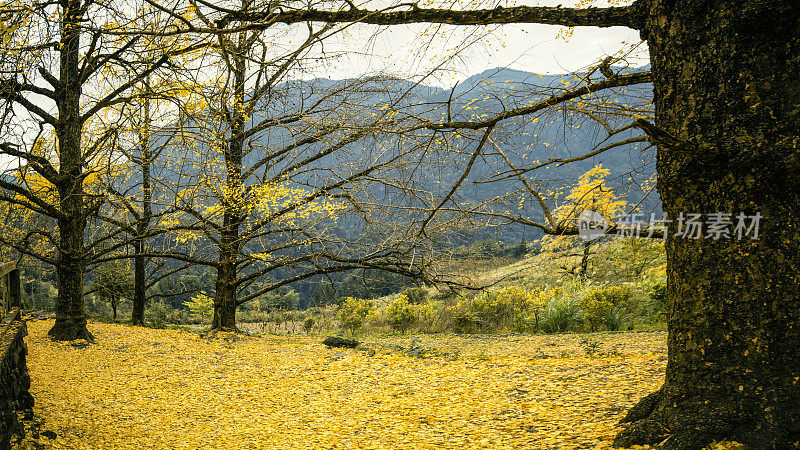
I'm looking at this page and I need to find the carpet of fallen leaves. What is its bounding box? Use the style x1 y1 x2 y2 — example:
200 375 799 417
24 319 671 449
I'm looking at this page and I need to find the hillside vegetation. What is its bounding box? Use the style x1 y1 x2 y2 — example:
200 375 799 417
242 235 668 338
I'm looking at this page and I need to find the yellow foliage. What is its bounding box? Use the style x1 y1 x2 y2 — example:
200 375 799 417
541 164 628 254
385 295 416 333
183 292 214 323
338 297 373 333
23 320 671 449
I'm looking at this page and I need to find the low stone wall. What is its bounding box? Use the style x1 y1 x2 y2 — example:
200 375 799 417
0 309 34 448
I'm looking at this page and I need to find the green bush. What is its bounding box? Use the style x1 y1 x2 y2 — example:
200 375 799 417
605 306 626 331
400 287 428 305
337 297 373 334
449 286 543 333
238 310 270 323
540 296 582 333
183 291 214 323
650 283 667 313
412 298 439 332
581 286 632 331
468 291 511 326
146 300 170 328
453 314 482 334
386 295 417 333
303 317 315 333
594 286 633 306
581 292 613 332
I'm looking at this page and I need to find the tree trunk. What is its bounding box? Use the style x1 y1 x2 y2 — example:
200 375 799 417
211 260 238 330
210 36 247 332
47 0 92 342
131 79 152 327
49 216 92 341
615 1 800 448
131 250 146 325
579 241 590 278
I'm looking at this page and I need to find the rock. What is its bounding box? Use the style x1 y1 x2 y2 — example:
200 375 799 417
322 336 359 348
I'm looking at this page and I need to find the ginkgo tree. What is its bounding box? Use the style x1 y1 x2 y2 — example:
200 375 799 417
126 1 463 330
539 164 628 278
214 0 800 447
0 0 205 340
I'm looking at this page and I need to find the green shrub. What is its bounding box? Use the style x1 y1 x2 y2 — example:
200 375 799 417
401 287 428 305
605 306 626 331
469 290 511 327
649 283 667 319
167 308 192 325
582 286 632 331
540 296 581 333
337 297 373 334
183 291 214 323
303 317 315 333
239 310 270 323
581 293 613 332
449 286 545 333
527 288 561 332
595 286 633 306
413 298 439 332
453 314 482 334
386 295 417 333
146 300 170 328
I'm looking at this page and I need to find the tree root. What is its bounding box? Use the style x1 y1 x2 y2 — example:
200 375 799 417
47 318 95 342
614 387 800 449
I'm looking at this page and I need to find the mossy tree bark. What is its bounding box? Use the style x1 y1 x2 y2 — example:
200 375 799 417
614 1 800 448
48 0 93 342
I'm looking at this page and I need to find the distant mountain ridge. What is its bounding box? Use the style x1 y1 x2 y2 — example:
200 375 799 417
142 65 658 243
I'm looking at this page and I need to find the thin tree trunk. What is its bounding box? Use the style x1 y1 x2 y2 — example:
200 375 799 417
579 241 590 278
132 80 152 326
210 32 247 331
615 1 800 448
131 251 146 325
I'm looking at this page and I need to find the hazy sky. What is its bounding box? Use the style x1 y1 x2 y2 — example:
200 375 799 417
300 0 649 87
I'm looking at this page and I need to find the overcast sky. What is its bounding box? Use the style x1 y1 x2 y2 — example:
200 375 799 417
300 0 649 87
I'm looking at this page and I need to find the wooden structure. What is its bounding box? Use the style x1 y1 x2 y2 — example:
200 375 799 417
0 262 20 322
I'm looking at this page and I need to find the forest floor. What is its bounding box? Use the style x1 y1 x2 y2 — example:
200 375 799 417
19 319 675 449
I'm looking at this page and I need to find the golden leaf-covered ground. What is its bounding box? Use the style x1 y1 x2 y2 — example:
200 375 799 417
24 320 668 449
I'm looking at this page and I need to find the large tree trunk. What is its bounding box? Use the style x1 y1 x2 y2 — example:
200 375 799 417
50 216 92 341
48 0 92 341
615 1 800 448
131 85 152 327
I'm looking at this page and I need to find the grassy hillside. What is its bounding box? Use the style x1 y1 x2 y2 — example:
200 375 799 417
249 236 669 337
